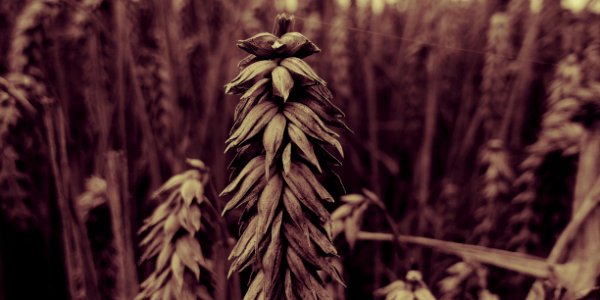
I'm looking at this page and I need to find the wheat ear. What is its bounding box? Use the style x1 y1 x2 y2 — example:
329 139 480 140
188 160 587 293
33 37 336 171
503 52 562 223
222 13 346 300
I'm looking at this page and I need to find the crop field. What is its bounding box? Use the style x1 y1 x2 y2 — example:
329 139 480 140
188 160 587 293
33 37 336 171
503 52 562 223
0 0 600 299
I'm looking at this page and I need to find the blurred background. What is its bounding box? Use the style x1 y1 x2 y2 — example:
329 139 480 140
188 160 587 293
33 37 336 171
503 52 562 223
1 0 600 299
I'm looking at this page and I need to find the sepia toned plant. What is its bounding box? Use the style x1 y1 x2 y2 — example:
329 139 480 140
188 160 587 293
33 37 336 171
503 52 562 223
137 159 215 300
221 14 347 299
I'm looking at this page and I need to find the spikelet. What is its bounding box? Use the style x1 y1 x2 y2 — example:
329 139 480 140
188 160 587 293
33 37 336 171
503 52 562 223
508 55 585 252
136 160 215 300
374 270 435 300
222 14 346 299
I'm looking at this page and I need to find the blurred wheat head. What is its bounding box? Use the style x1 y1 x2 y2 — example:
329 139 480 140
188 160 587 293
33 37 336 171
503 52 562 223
137 159 216 300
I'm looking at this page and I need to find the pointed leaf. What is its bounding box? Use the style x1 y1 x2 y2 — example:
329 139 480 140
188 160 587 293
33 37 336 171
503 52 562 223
226 101 278 151
180 179 202 206
263 114 286 176
278 32 321 58
225 60 277 94
262 212 283 298
234 78 270 125
292 162 333 202
271 66 294 101
284 104 343 158
284 174 329 223
282 143 292 175
280 57 325 86
288 123 322 172
221 156 265 196
256 175 283 244
237 32 279 57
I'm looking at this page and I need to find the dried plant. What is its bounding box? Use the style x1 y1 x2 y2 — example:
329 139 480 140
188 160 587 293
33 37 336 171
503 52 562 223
221 14 346 299
137 159 215 300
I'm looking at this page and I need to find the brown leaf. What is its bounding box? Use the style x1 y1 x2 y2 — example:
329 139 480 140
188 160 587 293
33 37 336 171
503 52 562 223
262 212 283 298
176 235 204 279
283 187 311 241
243 272 264 300
225 60 277 94
288 123 322 172
280 57 325 86
282 143 292 175
233 78 270 130
307 219 337 256
221 156 265 197
180 179 202 206
263 114 286 177
171 253 184 292
156 244 172 273
286 246 315 293
278 32 321 58
284 174 329 223
292 162 333 202
256 175 283 244
226 101 278 152
237 32 279 57
271 66 294 101
284 103 343 158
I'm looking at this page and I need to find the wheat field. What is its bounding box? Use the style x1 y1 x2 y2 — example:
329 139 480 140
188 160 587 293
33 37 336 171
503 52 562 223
0 0 600 299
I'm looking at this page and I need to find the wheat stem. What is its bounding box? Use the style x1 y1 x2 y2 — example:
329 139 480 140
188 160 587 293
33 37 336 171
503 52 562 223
357 231 555 280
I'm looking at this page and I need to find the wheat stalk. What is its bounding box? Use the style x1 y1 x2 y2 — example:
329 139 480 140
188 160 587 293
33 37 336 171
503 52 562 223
137 160 215 300
222 13 346 299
